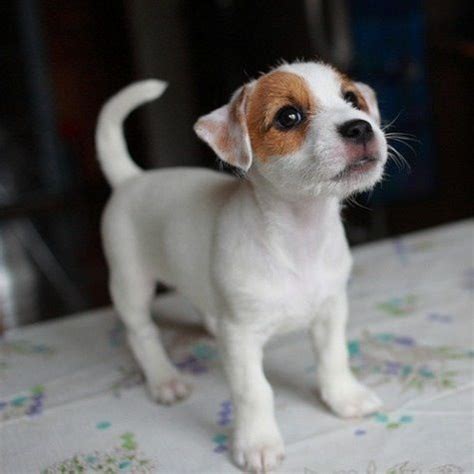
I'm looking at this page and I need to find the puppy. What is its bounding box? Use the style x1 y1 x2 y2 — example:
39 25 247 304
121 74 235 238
96 61 387 473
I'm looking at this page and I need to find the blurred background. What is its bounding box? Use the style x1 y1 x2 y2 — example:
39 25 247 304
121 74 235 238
0 0 472 329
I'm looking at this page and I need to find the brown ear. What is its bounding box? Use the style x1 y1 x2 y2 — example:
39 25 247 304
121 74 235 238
193 86 252 171
355 82 381 125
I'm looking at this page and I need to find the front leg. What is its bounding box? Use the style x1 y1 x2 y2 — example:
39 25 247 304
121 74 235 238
311 293 382 418
219 321 285 473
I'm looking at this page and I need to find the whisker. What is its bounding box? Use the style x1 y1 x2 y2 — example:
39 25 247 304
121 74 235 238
381 110 404 132
385 131 417 137
345 195 372 211
387 137 417 156
385 133 420 144
387 147 405 169
366 187 375 201
385 133 420 141
387 147 404 169
387 144 411 172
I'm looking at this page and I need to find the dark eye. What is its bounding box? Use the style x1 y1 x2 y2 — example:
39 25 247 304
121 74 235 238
274 106 303 130
344 91 360 109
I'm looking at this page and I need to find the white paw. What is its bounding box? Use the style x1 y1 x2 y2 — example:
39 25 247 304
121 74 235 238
148 377 192 405
233 432 285 473
320 377 382 418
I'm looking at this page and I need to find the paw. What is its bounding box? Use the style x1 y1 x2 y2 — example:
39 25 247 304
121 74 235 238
232 432 285 473
320 377 382 418
148 376 192 405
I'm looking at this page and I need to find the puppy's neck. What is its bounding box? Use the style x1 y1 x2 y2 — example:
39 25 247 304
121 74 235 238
246 168 341 264
247 167 341 232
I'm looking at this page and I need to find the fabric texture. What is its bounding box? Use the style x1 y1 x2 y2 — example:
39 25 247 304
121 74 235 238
1 220 472 473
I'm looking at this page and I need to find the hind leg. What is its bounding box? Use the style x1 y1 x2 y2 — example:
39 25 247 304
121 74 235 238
110 270 192 404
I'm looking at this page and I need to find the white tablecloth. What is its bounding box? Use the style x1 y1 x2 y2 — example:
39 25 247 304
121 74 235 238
1 220 473 473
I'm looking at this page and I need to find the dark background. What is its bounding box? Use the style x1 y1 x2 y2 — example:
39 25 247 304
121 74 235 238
0 0 472 329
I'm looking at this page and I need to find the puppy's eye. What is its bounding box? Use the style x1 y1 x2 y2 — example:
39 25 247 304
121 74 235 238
274 106 303 130
344 91 360 109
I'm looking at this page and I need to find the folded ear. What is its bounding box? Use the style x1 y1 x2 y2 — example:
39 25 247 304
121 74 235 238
193 86 252 171
355 82 381 125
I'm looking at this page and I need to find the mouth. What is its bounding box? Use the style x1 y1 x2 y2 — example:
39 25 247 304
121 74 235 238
332 155 379 181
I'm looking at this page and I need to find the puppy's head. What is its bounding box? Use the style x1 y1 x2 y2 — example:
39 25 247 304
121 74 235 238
194 61 387 198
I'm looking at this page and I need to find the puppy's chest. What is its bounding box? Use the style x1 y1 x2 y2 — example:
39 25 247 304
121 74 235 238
279 255 347 307
255 240 351 331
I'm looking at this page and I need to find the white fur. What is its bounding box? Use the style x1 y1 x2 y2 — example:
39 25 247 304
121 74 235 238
96 63 386 473
96 79 168 187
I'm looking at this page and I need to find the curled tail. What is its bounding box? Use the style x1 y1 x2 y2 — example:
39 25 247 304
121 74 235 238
95 79 167 187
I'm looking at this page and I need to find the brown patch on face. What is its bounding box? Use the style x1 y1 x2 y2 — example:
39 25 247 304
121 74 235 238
340 74 369 113
246 71 316 161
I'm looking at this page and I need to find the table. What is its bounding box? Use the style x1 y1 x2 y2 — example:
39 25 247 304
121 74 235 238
1 220 473 473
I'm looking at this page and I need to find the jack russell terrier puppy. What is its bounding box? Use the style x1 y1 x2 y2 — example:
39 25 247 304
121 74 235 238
96 61 387 473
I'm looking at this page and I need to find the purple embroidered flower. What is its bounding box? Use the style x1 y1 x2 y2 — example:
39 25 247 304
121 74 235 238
175 355 208 374
26 391 44 417
394 336 415 346
218 400 233 426
384 360 402 375
213 444 228 453
428 313 453 324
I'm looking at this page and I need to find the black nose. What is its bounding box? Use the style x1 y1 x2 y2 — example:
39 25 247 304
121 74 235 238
338 119 373 144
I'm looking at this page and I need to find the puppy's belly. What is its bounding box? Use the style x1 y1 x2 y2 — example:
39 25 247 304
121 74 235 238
273 294 331 334
275 313 313 335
